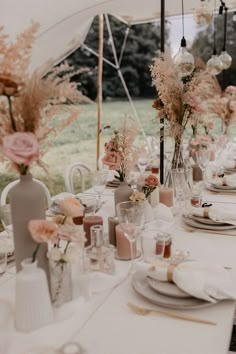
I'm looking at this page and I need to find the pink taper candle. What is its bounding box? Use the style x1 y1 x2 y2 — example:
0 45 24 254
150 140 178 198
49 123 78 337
115 224 137 260
159 185 174 207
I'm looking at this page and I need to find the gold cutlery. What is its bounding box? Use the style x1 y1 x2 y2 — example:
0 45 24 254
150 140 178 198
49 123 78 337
127 302 217 326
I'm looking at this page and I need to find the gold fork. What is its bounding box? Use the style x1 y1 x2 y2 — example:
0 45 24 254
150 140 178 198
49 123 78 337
127 302 216 326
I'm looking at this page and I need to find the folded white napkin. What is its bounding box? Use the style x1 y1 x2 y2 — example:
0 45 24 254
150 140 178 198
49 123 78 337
147 260 236 302
223 160 236 169
192 206 236 226
210 173 236 187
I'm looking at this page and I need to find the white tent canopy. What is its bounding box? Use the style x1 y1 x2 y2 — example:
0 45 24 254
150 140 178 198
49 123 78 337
2 0 236 71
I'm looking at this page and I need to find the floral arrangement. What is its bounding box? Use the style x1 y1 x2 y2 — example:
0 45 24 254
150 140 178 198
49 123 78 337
201 85 236 135
0 23 89 175
102 117 143 181
130 174 159 201
150 52 220 169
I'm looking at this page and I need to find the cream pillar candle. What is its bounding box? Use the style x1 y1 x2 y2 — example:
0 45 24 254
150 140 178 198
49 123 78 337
115 224 137 260
159 186 174 207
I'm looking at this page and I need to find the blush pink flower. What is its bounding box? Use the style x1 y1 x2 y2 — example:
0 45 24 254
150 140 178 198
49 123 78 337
225 86 236 96
3 132 39 166
206 121 214 130
190 138 199 146
56 197 84 218
102 151 122 170
28 220 58 243
144 175 159 188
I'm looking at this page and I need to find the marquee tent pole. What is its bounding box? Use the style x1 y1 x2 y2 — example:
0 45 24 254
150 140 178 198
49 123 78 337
96 14 104 170
160 0 165 184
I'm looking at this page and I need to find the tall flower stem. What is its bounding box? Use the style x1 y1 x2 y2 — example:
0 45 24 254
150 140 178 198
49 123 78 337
6 96 17 132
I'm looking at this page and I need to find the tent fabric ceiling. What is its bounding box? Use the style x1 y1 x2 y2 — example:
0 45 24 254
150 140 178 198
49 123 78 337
1 0 236 71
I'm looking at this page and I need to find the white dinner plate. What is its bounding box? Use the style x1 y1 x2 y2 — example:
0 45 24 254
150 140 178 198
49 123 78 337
211 183 236 190
147 277 192 299
132 270 216 309
182 214 236 231
205 183 236 193
190 214 228 226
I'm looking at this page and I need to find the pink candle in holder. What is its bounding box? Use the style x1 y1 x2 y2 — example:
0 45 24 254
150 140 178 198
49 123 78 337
159 185 174 207
115 224 137 260
83 216 103 246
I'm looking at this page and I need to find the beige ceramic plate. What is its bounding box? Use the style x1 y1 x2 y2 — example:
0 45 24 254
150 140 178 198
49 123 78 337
211 183 236 190
132 270 216 310
147 277 192 299
182 214 236 231
190 214 227 226
205 183 236 193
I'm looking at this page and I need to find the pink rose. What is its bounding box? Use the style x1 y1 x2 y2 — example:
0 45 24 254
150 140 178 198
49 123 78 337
144 175 159 188
56 197 84 218
206 121 214 130
3 132 39 166
102 151 122 170
28 220 58 244
190 138 199 146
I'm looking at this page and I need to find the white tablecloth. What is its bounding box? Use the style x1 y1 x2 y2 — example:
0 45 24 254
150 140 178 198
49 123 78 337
1 187 236 354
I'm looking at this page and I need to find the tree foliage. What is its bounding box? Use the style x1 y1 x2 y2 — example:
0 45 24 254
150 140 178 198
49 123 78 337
67 15 168 99
191 12 236 89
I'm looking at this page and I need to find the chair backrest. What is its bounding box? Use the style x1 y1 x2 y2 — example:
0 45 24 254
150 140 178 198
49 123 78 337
0 178 51 208
64 162 91 194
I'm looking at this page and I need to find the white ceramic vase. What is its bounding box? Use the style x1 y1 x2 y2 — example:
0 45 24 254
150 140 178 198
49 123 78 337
144 199 154 224
15 259 54 332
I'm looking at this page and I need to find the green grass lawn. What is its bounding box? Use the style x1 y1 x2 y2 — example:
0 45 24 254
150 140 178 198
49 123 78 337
0 98 234 198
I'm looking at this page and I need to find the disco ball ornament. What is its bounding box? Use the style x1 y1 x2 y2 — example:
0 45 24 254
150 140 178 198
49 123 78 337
206 54 223 75
219 51 232 70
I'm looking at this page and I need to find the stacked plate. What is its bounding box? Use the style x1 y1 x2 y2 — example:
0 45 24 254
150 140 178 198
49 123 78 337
205 181 236 193
106 179 121 188
182 212 236 231
132 270 216 309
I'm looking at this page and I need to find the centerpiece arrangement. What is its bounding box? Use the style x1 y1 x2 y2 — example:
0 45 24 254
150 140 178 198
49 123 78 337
102 117 143 206
150 52 220 173
0 23 89 274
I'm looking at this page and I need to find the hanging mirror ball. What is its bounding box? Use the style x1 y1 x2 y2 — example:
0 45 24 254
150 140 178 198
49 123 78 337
206 55 223 75
174 47 195 77
218 51 232 69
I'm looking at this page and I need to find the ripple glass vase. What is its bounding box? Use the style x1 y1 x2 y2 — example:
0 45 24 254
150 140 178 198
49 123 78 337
49 258 72 307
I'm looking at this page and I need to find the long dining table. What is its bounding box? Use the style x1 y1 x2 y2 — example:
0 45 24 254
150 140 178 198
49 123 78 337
1 186 236 354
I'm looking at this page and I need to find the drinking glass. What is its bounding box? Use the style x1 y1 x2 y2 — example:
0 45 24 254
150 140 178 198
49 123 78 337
137 155 149 174
141 229 165 263
92 170 108 208
196 149 211 185
116 201 145 269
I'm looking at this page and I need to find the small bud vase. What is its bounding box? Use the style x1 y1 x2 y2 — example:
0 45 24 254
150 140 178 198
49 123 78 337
49 258 72 307
114 181 133 211
15 259 53 332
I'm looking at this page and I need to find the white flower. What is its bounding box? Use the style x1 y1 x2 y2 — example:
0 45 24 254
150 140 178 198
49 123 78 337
50 248 62 261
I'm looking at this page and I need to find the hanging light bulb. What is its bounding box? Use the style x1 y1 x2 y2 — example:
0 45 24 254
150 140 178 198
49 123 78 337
174 37 195 77
206 52 223 75
218 6 232 70
219 50 232 69
193 0 212 27
206 0 223 75
174 0 195 77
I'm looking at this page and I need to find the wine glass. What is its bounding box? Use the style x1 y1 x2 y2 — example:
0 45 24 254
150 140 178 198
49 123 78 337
116 201 145 271
196 149 211 187
137 155 149 174
92 170 108 208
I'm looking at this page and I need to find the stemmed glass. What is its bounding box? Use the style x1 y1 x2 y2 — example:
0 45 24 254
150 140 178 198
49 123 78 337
92 170 108 208
196 149 211 187
137 155 149 174
116 201 145 271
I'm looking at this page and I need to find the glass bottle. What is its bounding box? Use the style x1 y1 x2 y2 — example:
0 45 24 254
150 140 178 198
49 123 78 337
86 225 115 274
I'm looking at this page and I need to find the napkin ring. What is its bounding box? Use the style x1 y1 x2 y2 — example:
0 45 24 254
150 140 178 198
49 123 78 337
167 264 177 282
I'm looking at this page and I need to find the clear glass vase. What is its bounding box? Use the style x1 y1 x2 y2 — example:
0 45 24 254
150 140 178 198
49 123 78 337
49 259 72 307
